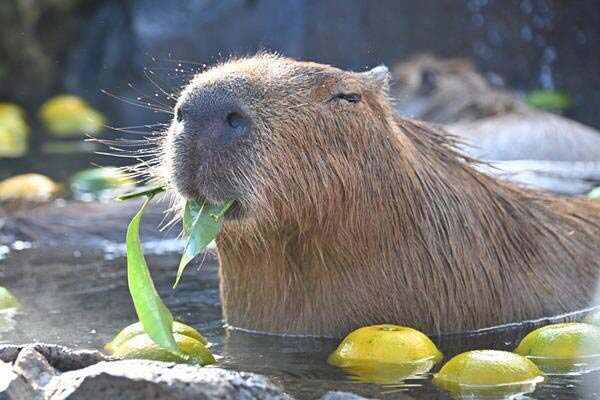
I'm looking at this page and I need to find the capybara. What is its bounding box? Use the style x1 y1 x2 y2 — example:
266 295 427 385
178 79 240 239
160 54 600 337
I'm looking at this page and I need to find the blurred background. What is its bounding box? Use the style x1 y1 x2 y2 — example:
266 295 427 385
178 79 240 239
0 0 599 197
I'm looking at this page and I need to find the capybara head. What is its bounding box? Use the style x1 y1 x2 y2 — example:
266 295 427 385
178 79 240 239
390 54 524 124
162 53 393 225
392 54 481 97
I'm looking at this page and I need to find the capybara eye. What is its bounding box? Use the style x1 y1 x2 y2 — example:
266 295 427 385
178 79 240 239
419 68 438 95
226 112 247 130
332 93 362 103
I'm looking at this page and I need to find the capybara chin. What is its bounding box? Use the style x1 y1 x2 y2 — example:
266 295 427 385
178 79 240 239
159 53 600 338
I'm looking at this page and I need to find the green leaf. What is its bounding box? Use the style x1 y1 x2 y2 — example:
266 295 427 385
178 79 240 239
589 187 600 200
118 185 166 201
174 200 233 288
127 195 182 357
182 200 204 235
525 90 573 111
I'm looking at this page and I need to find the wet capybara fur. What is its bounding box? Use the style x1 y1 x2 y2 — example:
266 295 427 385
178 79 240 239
160 54 600 337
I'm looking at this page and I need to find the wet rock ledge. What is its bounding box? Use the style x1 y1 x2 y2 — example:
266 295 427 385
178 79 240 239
0 343 370 400
0 198 176 250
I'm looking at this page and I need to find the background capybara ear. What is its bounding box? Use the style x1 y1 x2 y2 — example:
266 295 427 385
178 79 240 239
360 65 391 93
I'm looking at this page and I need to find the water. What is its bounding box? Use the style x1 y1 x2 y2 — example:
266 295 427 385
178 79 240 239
1 123 599 399
1 245 599 399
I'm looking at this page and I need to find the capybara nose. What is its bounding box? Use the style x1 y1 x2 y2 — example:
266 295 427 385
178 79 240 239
175 93 250 147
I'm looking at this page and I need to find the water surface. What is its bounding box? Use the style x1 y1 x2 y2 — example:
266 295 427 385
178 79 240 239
1 245 599 400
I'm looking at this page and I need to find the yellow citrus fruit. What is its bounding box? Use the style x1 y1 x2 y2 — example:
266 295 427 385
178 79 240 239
0 174 60 202
39 95 105 137
340 360 437 385
328 324 442 367
0 287 20 310
433 350 543 397
105 322 214 366
105 321 208 353
0 103 29 158
514 322 600 373
0 104 29 136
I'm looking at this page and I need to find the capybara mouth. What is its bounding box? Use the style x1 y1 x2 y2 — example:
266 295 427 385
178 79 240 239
177 184 244 221
176 182 244 221
185 181 244 220
170 153 242 211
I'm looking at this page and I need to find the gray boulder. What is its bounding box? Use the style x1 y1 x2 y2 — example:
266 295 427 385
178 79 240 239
12 346 58 398
44 360 291 400
0 344 294 400
0 359 35 400
0 344 110 372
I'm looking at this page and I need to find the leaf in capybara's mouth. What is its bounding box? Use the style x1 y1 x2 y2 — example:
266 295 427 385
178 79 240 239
174 199 233 288
126 194 184 359
120 185 230 361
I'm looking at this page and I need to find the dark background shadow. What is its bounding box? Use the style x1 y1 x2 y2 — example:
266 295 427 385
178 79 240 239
1 0 598 128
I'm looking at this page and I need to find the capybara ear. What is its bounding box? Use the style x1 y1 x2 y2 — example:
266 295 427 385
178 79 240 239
361 65 391 92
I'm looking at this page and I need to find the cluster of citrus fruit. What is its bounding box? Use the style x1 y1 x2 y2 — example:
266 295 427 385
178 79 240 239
0 96 105 159
103 312 600 397
327 317 600 398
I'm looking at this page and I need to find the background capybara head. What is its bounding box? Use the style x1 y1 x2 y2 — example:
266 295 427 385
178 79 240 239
161 54 394 224
390 54 525 124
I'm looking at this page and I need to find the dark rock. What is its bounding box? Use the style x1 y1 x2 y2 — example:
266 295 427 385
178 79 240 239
12 347 58 396
1 344 296 400
0 344 110 372
0 347 20 364
44 360 292 400
0 0 101 113
2 0 600 129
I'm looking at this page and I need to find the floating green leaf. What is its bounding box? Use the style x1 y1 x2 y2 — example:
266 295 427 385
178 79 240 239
71 167 135 200
173 200 233 288
126 195 182 358
525 90 573 111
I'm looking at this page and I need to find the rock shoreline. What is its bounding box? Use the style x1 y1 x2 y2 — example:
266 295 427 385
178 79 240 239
0 343 370 400
0 198 176 250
